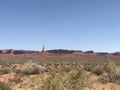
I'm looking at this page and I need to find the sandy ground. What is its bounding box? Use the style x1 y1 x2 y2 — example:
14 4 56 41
0 72 120 90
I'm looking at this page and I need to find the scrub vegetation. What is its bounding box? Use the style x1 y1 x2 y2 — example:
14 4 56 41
0 56 120 90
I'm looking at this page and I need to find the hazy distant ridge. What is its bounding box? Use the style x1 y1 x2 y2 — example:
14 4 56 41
0 49 120 56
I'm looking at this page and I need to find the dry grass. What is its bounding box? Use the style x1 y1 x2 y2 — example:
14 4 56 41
0 57 120 90
0 81 12 90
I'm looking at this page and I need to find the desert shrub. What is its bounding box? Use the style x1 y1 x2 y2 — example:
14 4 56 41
104 60 117 73
48 66 64 77
0 67 12 74
39 66 47 73
16 62 41 75
41 64 89 90
92 67 104 76
100 68 120 84
41 74 65 90
0 81 12 90
100 74 110 84
100 61 120 84
9 75 22 84
20 75 43 90
67 69 87 90
108 67 120 84
84 64 92 72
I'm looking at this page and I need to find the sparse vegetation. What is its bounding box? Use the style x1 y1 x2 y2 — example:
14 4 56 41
0 55 120 90
92 67 104 76
0 67 12 74
0 81 12 90
16 62 41 75
41 64 89 90
84 64 92 72
100 61 120 84
9 75 22 85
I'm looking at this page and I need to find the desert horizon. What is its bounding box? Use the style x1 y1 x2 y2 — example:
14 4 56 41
1 0 120 90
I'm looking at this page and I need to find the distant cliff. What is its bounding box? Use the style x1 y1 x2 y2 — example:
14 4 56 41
0 49 119 56
0 49 39 55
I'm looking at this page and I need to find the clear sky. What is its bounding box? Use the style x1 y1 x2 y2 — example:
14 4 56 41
0 0 120 52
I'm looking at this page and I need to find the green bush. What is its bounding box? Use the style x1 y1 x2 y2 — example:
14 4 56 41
41 64 89 90
104 61 117 73
68 69 86 90
92 67 104 76
41 74 65 90
101 61 120 84
100 74 110 84
109 67 120 84
100 68 120 84
84 65 92 72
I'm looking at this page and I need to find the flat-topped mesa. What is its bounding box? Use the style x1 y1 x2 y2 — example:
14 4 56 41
85 50 94 54
0 49 13 54
13 50 40 55
46 49 81 54
0 49 40 55
0 49 120 57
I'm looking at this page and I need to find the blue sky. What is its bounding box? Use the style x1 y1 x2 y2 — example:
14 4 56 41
0 0 120 52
